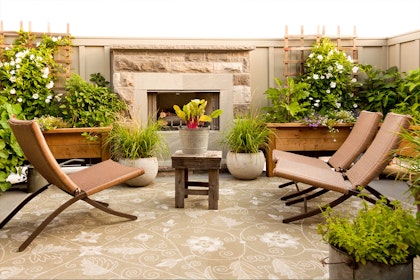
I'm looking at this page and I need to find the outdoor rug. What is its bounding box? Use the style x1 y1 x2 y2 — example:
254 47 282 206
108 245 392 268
0 174 419 279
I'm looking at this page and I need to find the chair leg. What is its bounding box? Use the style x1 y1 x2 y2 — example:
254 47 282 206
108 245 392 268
84 198 137 221
0 185 49 229
285 189 329 206
279 181 296 189
18 192 86 252
281 186 318 201
283 194 352 223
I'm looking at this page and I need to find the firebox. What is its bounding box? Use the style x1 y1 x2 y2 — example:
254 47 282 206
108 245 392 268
148 91 220 130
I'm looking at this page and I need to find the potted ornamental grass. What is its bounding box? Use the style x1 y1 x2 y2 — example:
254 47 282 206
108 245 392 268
318 196 420 279
173 98 222 154
221 111 271 180
105 118 168 186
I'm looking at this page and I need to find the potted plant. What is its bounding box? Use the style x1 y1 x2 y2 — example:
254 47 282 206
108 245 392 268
394 117 420 217
105 118 168 186
0 31 72 191
173 99 222 154
318 196 420 279
221 112 271 180
262 38 361 176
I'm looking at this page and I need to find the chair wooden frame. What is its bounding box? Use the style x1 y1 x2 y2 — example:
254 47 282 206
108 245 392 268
1 118 145 251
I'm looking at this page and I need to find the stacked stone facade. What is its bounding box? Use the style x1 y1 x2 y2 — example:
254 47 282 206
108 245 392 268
111 45 254 115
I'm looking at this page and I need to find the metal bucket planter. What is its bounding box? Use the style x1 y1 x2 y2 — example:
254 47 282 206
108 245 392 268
326 245 413 280
178 127 209 154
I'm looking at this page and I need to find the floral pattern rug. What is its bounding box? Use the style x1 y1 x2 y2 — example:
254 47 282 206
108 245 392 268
0 175 418 279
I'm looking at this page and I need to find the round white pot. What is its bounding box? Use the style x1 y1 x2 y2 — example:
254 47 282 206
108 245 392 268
226 151 265 180
118 157 159 186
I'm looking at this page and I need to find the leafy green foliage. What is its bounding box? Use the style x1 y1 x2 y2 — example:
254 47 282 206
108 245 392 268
393 68 420 120
356 65 403 116
59 73 127 127
0 30 72 119
262 77 310 122
0 99 25 191
318 197 420 265
222 112 271 153
395 118 420 218
105 119 168 159
304 38 359 115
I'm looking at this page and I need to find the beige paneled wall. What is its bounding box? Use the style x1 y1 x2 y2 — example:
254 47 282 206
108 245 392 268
35 30 417 109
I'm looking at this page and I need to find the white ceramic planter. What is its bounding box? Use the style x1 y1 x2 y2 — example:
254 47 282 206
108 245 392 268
226 151 265 180
118 157 159 186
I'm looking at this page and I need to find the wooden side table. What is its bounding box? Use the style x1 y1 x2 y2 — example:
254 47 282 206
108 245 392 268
171 150 222 210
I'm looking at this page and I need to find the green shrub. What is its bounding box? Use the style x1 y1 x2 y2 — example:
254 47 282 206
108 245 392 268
318 197 420 265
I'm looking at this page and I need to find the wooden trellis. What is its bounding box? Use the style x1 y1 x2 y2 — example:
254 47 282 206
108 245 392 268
0 21 72 94
283 25 358 78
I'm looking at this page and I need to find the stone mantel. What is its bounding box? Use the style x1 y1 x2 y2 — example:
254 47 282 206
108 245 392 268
110 44 256 51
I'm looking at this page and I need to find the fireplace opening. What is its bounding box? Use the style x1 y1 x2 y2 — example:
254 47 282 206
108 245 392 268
148 91 221 131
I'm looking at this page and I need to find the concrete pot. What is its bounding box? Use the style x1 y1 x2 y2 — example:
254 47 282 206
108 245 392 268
118 157 159 186
226 151 265 180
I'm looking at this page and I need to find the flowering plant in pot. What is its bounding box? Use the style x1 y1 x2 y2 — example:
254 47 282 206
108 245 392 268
173 98 222 129
173 99 222 154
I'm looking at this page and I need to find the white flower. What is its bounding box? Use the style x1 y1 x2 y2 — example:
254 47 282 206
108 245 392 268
30 54 35 60
352 66 359 73
32 93 39 99
9 76 16 83
326 89 331 94
327 66 333 72
15 57 22 64
17 97 23 103
326 73 333 79
336 64 343 70
335 102 341 108
320 75 325 79
42 67 50 79
317 54 323 61
313 74 319 80
46 81 54 89
353 103 358 108
9 61 15 66
10 89 16 95
330 82 337 88
309 53 314 58
351 78 357 83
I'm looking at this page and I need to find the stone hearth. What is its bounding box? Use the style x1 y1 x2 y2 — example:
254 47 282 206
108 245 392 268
110 44 255 165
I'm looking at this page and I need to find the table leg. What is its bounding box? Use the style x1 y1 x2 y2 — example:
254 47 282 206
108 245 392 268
175 168 185 208
208 169 219 210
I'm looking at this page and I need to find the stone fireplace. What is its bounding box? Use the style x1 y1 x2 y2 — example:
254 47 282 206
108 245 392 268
111 44 254 165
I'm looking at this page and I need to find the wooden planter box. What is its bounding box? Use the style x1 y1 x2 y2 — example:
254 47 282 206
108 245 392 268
42 126 111 161
265 123 354 177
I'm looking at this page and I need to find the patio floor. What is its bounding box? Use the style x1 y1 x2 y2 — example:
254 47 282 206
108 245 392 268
0 172 418 279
